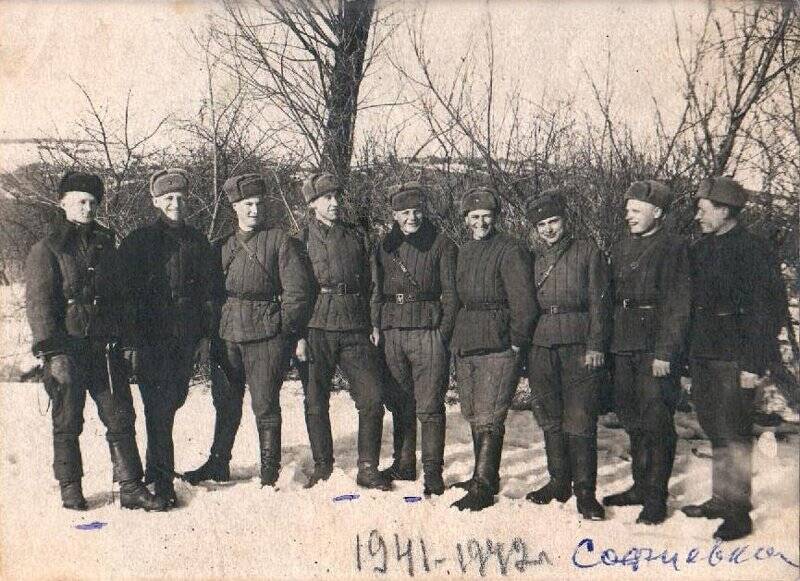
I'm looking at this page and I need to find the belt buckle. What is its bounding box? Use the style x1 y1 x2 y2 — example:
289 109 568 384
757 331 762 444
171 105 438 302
396 293 405 304
337 282 347 294
548 305 560 315
622 298 631 309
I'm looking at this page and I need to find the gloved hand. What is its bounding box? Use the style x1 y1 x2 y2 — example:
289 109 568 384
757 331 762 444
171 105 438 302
48 353 75 385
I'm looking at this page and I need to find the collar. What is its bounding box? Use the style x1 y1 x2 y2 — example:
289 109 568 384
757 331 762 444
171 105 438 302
383 219 437 253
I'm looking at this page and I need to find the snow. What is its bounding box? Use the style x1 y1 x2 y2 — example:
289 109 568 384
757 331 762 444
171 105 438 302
0 380 797 580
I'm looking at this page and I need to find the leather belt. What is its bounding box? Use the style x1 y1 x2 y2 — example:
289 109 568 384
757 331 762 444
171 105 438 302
462 301 509 311
226 292 279 302
695 305 746 316
384 292 438 305
319 283 360 295
617 299 656 310
542 305 586 315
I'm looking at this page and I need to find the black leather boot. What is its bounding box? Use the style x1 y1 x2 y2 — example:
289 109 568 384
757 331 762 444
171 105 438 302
110 439 168 512
451 429 500 512
258 422 281 487
451 425 478 491
714 512 752 541
380 410 417 481
636 437 675 525
570 435 605 521
421 416 446 496
681 498 728 519
526 431 571 504
304 412 335 488
603 432 647 506
60 480 88 511
154 478 178 508
355 412 393 491
184 453 230 485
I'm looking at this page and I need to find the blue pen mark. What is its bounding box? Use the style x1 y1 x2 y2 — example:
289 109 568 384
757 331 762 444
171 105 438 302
403 496 422 503
75 521 107 531
333 494 360 502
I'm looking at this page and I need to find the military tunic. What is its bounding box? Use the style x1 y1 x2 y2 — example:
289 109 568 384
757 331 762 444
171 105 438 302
528 236 610 437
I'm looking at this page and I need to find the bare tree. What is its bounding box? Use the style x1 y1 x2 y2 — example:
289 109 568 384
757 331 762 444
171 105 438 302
208 0 394 184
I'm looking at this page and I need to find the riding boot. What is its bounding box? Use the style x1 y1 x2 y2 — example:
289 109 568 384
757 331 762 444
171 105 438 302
451 429 500 512
421 415 446 496
185 395 242 485
109 438 167 511
355 412 393 491
303 412 335 488
603 432 647 506
59 480 88 511
451 425 478 490
526 431 571 504
569 435 605 520
380 409 417 481
636 436 675 525
258 421 281 487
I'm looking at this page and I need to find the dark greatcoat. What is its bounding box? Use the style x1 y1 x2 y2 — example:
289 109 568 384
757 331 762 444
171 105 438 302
689 224 787 375
118 217 220 346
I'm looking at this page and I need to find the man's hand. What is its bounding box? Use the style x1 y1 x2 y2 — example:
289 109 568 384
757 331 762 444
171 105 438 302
584 350 605 369
48 353 75 385
740 371 759 389
370 327 381 348
652 358 671 377
295 338 309 362
511 344 521 354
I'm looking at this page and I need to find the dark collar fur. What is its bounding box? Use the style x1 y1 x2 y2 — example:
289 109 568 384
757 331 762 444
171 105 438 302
382 219 437 254
47 218 113 251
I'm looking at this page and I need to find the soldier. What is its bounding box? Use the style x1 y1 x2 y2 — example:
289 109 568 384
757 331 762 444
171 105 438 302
117 169 219 506
602 180 690 525
524 191 610 520
184 174 313 488
682 177 787 541
25 171 166 511
297 172 392 491
449 187 537 511
370 182 458 496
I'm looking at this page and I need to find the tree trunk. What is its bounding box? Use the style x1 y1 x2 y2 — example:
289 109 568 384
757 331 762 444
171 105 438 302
321 0 375 184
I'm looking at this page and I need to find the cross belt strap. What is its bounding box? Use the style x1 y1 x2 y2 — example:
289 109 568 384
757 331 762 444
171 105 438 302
694 305 747 316
384 292 438 305
319 283 360 295
462 300 509 311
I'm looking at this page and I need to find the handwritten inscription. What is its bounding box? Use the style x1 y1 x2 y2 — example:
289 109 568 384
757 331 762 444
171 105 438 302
354 529 552 576
572 537 800 572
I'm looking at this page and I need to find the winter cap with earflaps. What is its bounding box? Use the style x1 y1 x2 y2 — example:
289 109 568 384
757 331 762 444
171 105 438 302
302 172 339 204
150 168 190 197
624 180 673 210
58 171 105 204
526 189 566 224
223 174 268 204
460 186 500 216
388 181 426 211
695 176 749 208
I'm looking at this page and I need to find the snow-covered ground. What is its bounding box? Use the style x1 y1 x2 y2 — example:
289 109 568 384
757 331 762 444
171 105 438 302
0 379 797 580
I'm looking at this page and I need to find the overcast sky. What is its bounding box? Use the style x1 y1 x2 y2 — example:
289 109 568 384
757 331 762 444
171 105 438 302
0 1 711 156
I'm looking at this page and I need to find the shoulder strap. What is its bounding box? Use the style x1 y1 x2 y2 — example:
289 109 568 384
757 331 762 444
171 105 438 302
388 249 422 292
536 241 571 290
235 234 271 276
